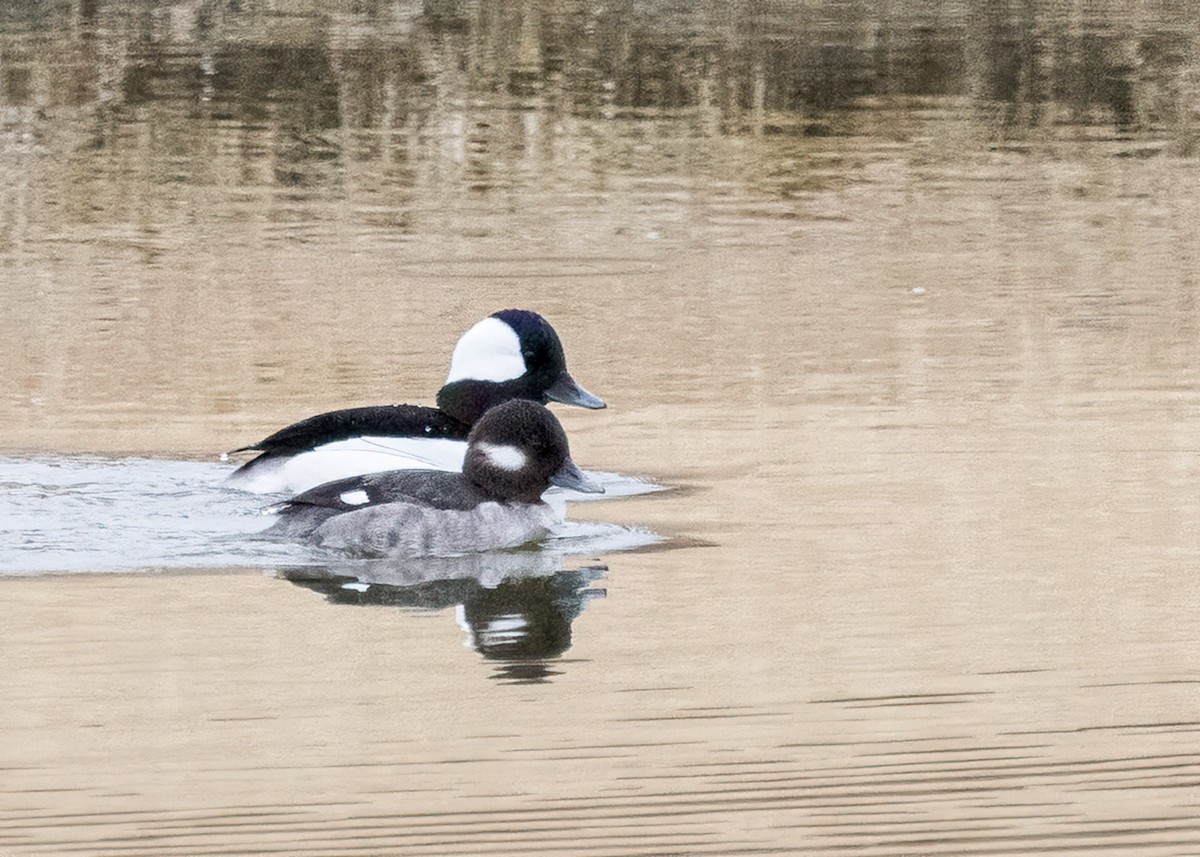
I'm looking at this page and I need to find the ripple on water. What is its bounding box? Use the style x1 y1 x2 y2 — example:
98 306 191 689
0 455 664 575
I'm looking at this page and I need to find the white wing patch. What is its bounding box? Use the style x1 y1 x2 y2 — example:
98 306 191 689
445 317 526 383
340 489 370 506
478 442 527 471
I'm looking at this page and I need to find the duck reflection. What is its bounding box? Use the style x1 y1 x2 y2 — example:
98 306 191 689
281 552 605 683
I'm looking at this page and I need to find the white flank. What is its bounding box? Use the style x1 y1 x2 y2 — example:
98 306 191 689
445 317 526 383
478 442 527 471
340 489 370 505
228 436 468 494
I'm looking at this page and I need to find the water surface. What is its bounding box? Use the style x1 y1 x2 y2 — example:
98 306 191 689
3 2 1200 855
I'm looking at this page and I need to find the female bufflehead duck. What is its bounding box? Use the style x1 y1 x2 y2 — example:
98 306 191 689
227 309 604 494
265 400 603 557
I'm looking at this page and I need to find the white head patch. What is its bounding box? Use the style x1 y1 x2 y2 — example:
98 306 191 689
445 317 527 384
340 489 370 505
477 442 527 472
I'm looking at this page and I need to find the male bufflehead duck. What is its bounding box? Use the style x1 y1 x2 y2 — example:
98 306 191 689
226 309 604 494
265 400 603 557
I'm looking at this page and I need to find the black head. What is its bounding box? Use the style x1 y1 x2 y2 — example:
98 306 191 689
462 400 603 503
436 310 606 425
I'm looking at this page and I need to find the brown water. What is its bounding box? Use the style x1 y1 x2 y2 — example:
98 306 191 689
4 2 1200 855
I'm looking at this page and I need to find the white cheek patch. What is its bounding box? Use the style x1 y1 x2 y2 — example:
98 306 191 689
478 442 527 472
340 489 370 506
445 317 527 383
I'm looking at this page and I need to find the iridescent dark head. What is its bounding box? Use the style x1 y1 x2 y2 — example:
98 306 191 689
437 310 605 425
462 400 603 502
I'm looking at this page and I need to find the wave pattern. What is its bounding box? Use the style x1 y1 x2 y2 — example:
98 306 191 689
3 666 1196 856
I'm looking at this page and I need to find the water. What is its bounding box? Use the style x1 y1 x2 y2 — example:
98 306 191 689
4 1 1200 854
0 455 662 573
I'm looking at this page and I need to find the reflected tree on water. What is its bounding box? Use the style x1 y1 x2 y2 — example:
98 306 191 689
1 0 1196 248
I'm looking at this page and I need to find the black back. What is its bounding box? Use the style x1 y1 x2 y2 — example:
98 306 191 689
281 469 491 514
235 404 469 455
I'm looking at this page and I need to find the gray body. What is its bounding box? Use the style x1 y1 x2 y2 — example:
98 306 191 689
302 500 557 557
263 400 602 558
